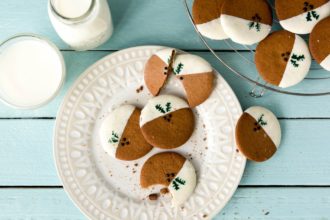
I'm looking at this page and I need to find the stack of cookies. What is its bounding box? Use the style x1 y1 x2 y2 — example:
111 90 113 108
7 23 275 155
192 0 330 88
99 48 216 206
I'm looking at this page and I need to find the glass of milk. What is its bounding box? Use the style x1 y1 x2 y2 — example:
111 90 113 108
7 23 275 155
0 34 66 109
48 0 113 51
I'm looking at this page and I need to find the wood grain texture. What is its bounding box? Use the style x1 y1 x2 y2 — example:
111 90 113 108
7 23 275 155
1 119 330 186
0 187 330 219
0 52 329 118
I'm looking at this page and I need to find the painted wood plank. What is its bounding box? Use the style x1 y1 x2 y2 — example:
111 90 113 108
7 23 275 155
0 0 281 51
0 187 329 219
0 119 329 186
0 51 329 118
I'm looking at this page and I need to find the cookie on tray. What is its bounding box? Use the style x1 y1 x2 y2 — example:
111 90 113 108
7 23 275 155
99 105 153 161
255 30 311 88
140 152 197 206
235 106 281 162
144 48 176 96
192 0 228 40
220 0 273 45
309 16 330 71
275 0 330 34
140 95 194 149
144 48 215 107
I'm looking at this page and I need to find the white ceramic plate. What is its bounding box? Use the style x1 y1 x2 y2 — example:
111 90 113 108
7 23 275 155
54 46 246 220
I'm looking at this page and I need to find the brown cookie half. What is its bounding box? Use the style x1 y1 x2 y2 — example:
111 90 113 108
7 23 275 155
140 95 195 149
100 105 153 161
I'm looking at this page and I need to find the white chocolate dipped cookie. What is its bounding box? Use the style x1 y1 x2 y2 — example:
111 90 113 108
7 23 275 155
235 106 281 162
140 95 194 149
309 16 330 71
144 48 215 108
275 0 330 34
144 48 176 96
255 30 311 88
140 152 197 207
192 0 228 40
99 105 153 161
220 0 273 45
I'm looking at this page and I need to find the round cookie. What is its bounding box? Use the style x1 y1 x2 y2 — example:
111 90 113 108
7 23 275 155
99 105 153 161
192 0 228 40
144 48 176 96
275 0 330 34
235 106 281 162
140 95 194 149
140 152 197 206
255 30 311 88
309 16 330 71
220 0 273 45
172 54 215 107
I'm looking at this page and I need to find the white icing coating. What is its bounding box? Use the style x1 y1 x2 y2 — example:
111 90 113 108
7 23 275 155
99 105 135 157
172 54 212 75
320 54 330 71
140 95 189 126
169 160 196 207
245 106 281 148
155 48 175 64
279 35 311 88
220 15 272 45
279 2 330 34
196 17 228 40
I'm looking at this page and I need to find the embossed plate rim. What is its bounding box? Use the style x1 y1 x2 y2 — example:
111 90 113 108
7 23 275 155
54 46 246 220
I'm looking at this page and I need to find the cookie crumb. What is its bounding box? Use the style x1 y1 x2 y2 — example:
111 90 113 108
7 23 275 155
160 187 169 194
126 165 129 168
203 214 208 218
203 137 207 141
134 163 138 167
236 149 239 153
148 193 159 201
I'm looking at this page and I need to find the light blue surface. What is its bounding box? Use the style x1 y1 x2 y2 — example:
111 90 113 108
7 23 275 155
0 0 330 219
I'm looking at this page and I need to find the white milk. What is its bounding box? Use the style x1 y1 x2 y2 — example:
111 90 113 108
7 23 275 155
48 0 113 51
0 36 65 108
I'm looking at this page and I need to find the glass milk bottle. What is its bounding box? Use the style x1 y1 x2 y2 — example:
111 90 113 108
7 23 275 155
48 0 113 51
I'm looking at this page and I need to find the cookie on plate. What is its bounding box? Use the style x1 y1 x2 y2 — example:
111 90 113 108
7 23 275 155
255 30 311 88
99 105 153 161
144 48 176 96
192 0 228 40
220 0 273 45
140 95 194 149
140 152 197 206
309 16 330 71
235 106 281 162
144 48 215 107
275 0 330 34
172 54 215 107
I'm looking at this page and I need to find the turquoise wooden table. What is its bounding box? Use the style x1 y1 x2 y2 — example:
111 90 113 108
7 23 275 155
1 0 330 219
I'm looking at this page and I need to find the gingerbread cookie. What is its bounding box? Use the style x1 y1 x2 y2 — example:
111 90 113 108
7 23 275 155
255 30 311 88
144 48 176 96
235 106 281 162
99 105 153 161
144 48 215 107
309 16 330 71
140 95 194 149
192 0 228 40
172 54 215 107
220 0 272 45
140 152 197 206
275 0 330 34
